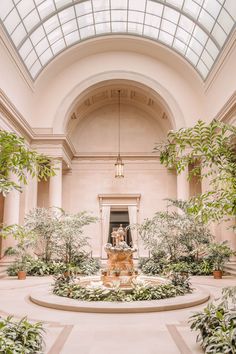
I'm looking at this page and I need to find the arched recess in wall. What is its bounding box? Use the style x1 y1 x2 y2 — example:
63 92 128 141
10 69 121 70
52 71 186 134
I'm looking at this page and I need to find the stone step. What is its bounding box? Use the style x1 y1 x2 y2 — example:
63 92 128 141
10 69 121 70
224 262 236 277
0 266 8 279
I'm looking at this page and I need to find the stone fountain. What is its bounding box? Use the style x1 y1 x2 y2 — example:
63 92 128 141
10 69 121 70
101 224 138 288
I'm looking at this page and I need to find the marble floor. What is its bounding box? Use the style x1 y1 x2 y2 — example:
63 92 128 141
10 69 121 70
0 275 236 354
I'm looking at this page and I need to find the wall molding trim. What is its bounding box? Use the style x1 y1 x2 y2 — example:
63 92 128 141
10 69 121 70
214 91 236 123
0 89 75 166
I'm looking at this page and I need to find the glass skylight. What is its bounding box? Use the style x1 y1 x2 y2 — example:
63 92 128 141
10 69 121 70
0 0 235 80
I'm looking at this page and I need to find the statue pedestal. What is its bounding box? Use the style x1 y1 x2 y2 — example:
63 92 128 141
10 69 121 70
102 245 137 288
102 226 138 288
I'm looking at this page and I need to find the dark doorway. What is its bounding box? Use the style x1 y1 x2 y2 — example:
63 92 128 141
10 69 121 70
108 211 132 246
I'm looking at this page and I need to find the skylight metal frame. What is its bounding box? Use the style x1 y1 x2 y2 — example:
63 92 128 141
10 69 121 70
0 0 235 80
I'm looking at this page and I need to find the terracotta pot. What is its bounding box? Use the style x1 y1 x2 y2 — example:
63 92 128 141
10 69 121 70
18 271 26 280
213 270 223 279
64 271 71 277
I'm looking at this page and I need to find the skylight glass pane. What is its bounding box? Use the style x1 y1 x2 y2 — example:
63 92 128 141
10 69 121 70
143 25 159 39
201 49 214 68
197 60 208 78
4 8 21 33
44 15 60 33
0 0 14 20
59 7 75 24
25 49 37 68
23 9 40 32
145 14 161 28
11 23 27 46
94 10 110 23
78 13 94 28
62 19 78 35
30 26 45 46
55 0 73 10
111 22 126 32
128 22 143 34
128 0 146 11
38 0 56 19
173 38 187 53
65 30 79 45
80 25 95 38
35 37 49 56
111 10 127 22
205 38 219 59
19 39 33 59
159 30 173 45
95 22 111 33
111 0 127 10
186 47 199 65
217 8 234 34
17 0 35 18
163 7 180 23
146 1 163 17
212 23 227 46
51 38 66 54
189 37 203 55
47 27 63 44
179 15 195 33
193 26 208 46
204 0 221 18
30 60 42 78
183 0 201 19
40 47 53 65
224 0 236 20
93 0 109 11
198 9 215 32
75 1 92 16
128 11 145 24
176 27 191 43
161 19 176 36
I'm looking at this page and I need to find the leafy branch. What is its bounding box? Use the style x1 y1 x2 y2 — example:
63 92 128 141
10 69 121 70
0 130 55 195
155 120 236 223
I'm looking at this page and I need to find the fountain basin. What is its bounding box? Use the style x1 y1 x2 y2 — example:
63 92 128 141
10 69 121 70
30 275 210 313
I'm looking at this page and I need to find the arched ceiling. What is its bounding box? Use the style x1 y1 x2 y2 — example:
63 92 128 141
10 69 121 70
67 83 173 136
0 0 235 80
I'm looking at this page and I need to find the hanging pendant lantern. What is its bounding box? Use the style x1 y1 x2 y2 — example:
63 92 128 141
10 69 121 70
115 90 124 178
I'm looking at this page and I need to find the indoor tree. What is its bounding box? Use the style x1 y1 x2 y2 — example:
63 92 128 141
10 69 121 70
155 120 236 224
53 211 97 265
24 207 63 263
138 199 212 262
0 130 55 195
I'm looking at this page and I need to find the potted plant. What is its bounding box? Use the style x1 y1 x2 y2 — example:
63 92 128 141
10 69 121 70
3 225 35 280
207 241 235 279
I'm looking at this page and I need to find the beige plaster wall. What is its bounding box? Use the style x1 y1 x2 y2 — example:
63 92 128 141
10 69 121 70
62 159 176 257
0 38 33 123
70 103 166 154
204 32 236 121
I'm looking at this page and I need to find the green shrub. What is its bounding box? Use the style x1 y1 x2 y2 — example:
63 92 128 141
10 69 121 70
141 258 164 275
190 287 236 354
0 316 44 353
78 257 100 275
53 274 192 302
7 255 100 277
140 257 213 276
